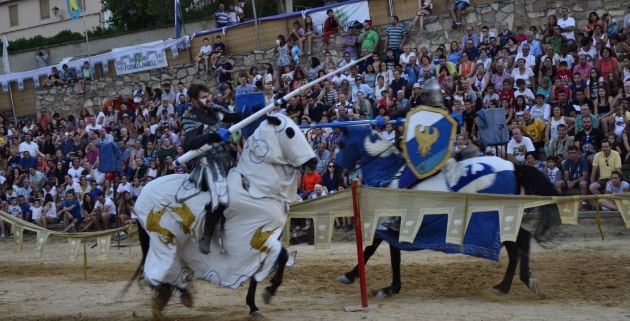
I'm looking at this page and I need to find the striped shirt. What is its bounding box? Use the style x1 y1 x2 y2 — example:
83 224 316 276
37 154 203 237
386 24 407 49
214 10 230 27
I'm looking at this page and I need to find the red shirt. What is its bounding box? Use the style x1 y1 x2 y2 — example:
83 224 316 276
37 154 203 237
301 172 322 194
555 69 573 83
598 58 618 79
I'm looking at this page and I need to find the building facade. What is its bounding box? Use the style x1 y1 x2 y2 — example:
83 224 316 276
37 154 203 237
0 0 105 41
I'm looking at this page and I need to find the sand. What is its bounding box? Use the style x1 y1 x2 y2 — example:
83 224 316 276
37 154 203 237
0 217 629 321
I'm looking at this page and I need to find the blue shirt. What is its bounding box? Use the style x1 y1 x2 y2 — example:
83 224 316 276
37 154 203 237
63 199 82 220
19 157 36 170
564 156 589 181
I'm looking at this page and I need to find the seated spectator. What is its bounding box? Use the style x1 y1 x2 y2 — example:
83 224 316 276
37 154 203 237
309 184 328 199
79 61 92 93
58 191 82 233
544 156 563 191
557 145 589 196
507 127 535 164
589 140 622 196
524 151 545 172
411 0 432 31
45 67 65 87
450 0 470 30
598 171 630 211
322 9 340 52
195 37 213 74
300 166 322 199
575 104 599 132
61 64 77 84
210 35 226 68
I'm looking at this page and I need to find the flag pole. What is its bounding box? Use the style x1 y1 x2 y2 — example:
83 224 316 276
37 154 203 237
82 5 91 64
8 84 17 125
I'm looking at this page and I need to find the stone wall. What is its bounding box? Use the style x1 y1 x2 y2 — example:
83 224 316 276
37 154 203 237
36 0 628 117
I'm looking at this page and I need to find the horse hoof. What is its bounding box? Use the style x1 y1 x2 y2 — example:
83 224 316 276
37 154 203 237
262 288 273 305
372 288 390 299
249 310 265 319
527 278 545 298
337 274 354 285
489 286 508 295
180 289 193 307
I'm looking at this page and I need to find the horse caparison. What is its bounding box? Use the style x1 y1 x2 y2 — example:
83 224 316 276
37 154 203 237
121 113 317 318
334 125 561 298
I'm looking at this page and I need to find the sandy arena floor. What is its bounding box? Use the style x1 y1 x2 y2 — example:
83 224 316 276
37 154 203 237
0 217 629 321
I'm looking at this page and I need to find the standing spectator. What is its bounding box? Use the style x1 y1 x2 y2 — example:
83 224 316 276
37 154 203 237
275 35 291 70
598 171 630 211
507 127 535 164
450 0 470 30
214 3 230 28
411 0 432 31
35 48 49 68
384 16 407 60
322 9 340 52
557 6 576 41
359 20 379 54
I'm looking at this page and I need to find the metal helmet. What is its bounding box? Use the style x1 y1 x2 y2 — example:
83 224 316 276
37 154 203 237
421 79 444 108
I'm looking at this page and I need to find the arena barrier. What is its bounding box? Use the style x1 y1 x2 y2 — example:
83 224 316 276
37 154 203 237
287 185 630 308
0 210 131 279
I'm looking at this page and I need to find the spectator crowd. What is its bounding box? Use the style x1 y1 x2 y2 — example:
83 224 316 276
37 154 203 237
3 3 630 239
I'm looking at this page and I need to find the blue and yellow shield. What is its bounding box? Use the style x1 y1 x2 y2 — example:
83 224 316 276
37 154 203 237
402 106 457 179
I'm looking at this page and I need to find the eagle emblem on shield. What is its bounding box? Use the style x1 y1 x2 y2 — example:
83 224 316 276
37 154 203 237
402 106 458 179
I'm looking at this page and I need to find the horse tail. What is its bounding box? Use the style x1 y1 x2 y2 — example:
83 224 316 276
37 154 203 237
514 164 561 245
120 222 150 297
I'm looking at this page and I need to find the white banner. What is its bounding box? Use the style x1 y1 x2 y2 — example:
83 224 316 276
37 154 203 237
114 47 168 75
307 1 371 35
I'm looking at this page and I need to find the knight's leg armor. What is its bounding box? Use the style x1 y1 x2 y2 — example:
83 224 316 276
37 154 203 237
198 204 226 254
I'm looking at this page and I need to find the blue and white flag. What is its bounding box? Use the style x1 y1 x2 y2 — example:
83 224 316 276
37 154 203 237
174 0 184 38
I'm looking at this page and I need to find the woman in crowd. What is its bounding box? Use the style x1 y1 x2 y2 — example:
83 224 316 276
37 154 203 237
322 9 340 52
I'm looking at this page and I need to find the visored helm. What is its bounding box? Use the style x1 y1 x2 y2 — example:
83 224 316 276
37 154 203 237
421 79 444 108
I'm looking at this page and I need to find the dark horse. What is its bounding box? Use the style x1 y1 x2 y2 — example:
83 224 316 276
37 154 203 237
334 125 560 298
122 113 317 318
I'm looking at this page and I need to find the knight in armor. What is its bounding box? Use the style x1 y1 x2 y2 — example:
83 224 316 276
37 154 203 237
181 84 241 254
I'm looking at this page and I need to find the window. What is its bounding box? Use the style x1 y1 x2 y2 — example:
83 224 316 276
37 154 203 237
40 0 50 19
9 4 18 27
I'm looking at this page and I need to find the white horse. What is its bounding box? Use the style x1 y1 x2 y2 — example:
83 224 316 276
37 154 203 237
127 113 316 318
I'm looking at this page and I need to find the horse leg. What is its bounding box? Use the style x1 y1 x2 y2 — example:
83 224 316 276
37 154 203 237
375 245 401 298
262 246 289 304
246 277 263 318
492 241 519 294
152 283 174 319
337 237 383 284
516 228 543 296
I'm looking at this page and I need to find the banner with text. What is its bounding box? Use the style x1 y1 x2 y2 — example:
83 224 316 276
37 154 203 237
114 47 168 75
307 0 371 35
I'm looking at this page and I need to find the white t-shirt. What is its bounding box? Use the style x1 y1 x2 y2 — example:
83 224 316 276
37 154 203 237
199 44 212 55
85 123 102 133
116 182 132 194
18 141 39 157
557 16 576 40
43 202 57 219
67 166 84 183
31 206 42 220
507 136 535 163
95 197 117 216
605 180 630 194
511 68 535 88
